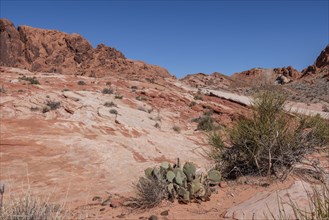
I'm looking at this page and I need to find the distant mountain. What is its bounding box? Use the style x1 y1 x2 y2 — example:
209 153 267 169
0 18 171 79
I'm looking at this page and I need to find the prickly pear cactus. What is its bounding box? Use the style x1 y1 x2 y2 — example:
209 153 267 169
139 159 220 204
183 162 196 181
207 170 221 184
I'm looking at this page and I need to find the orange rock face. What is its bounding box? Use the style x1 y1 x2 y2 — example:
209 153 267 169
302 44 329 77
0 18 171 79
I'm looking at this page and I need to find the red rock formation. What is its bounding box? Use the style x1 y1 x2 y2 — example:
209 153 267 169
302 45 329 77
231 66 301 86
0 18 171 79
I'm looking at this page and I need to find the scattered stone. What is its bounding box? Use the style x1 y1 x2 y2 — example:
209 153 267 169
148 215 158 220
160 210 169 216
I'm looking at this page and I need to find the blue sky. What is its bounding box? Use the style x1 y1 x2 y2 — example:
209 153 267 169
1 0 328 77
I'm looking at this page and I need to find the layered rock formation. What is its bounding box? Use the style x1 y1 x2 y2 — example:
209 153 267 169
231 66 301 86
0 18 171 79
180 72 243 90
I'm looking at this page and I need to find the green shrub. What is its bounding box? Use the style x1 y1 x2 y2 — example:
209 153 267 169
18 76 40 85
104 101 117 108
0 85 6 93
216 90 329 179
193 94 203 101
109 109 118 115
115 93 123 99
195 115 215 131
208 132 225 150
189 101 196 107
172 125 181 133
136 96 147 101
77 80 86 85
42 101 61 113
102 88 113 94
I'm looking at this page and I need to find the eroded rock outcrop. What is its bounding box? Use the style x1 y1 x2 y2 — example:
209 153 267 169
0 18 171 79
302 45 329 77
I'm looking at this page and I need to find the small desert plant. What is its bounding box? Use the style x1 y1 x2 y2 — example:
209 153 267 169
126 161 221 209
189 101 196 107
109 109 118 115
208 132 225 150
77 80 86 85
193 94 203 101
137 106 148 113
0 191 68 220
215 90 329 179
106 82 111 86
0 85 6 93
154 123 161 128
46 101 61 110
61 88 70 92
131 86 138 90
193 115 215 131
136 96 147 102
18 76 40 85
102 88 113 94
128 175 168 209
43 101 61 113
114 93 123 99
104 101 117 108
172 125 181 133
30 107 40 112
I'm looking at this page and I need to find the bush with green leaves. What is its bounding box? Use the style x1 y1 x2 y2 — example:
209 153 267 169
192 114 215 131
77 80 86 85
214 90 329 179
43 100 61 113
102 88 113 94
126 160 221 209
104 101 117 108
18 76 40 85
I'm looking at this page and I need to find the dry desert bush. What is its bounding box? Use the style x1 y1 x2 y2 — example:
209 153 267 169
211 90 329 179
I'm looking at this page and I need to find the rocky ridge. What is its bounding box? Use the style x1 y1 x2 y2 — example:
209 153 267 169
0 18 171 79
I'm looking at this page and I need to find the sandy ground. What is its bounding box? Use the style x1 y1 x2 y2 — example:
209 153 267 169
1 67 328 219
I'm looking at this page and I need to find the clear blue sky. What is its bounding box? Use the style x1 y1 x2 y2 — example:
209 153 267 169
1 0 328 78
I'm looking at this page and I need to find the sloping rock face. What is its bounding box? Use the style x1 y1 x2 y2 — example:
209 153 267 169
231 67 301 86
0 18 171 79
181 72 233 89
302 44 329 78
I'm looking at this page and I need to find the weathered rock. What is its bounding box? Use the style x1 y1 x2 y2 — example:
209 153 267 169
0 18 171 79
302 44 329 76
225 181 315 220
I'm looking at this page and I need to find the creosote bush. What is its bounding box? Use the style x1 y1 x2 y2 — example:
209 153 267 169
214 90 329 179
109 109 118 115
172 125 181 133
104 101 117 108
18 76 40 85
43 101 61 113
114 93 123 99
192 114 215 131
102 88 113 94
77 80 86 85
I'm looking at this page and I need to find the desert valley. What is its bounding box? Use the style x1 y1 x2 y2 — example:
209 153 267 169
0 18 328 219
